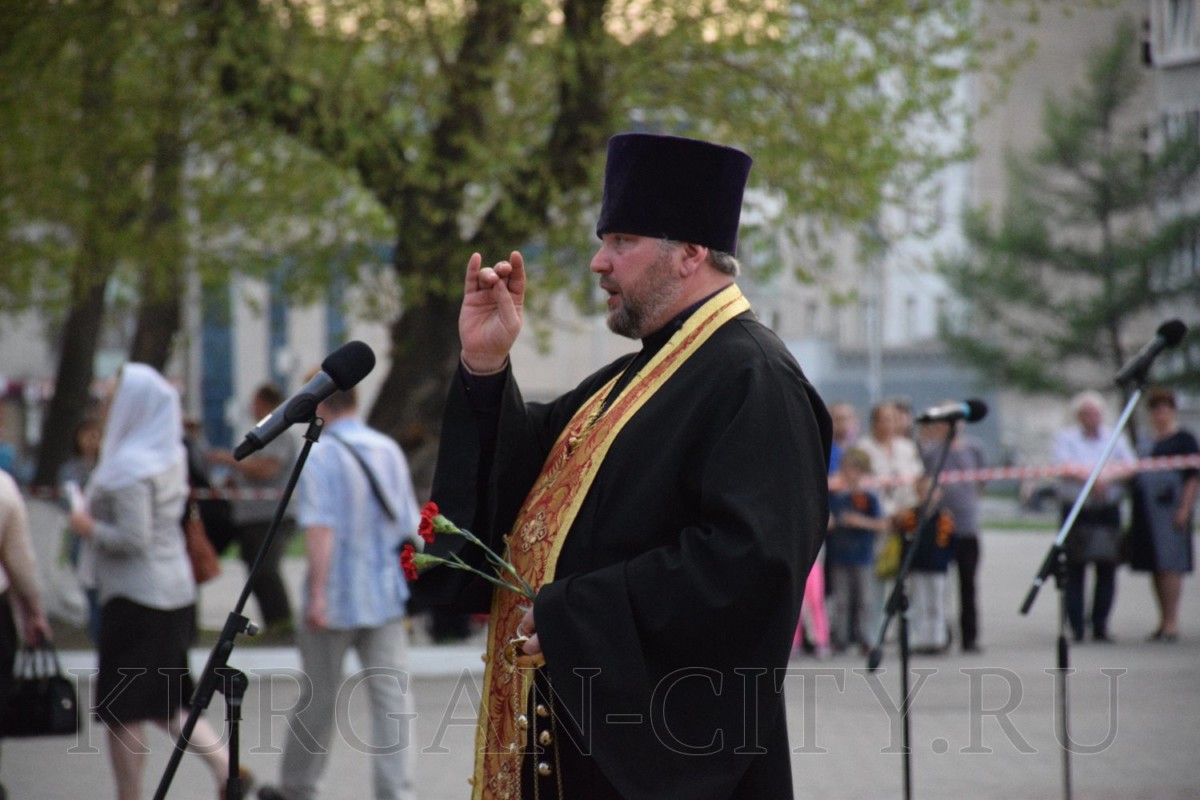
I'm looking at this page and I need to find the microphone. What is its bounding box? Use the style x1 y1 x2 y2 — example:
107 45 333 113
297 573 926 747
1114 319 1187 386
232 341 376 461
916 398 988 424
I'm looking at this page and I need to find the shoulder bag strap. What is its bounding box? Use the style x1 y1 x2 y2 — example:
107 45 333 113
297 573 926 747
325 432 398 522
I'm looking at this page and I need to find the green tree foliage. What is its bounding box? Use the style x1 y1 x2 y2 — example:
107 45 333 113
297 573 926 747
0 1 394 311
0 0 392 484
939 18 1200 415
201 0 987 483
1 1 140 486
3 0 1005 487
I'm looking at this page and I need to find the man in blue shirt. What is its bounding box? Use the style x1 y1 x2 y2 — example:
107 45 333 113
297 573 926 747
258 382 419 800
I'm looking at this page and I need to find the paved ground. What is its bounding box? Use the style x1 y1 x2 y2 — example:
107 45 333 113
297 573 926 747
5 528 1199 799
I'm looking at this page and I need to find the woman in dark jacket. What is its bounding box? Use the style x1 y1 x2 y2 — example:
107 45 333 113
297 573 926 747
1128 388 1199 642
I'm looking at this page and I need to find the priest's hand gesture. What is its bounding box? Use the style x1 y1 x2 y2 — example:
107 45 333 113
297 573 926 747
459 251 526 374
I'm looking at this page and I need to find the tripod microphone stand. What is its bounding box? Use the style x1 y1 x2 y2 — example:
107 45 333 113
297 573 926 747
1019 317 1188 800
866 421 957 800
1018 389 1141 800
152 416 325 800
1016 317 1189 800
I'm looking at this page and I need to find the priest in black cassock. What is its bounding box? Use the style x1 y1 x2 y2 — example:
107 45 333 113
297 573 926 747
427 132 831 800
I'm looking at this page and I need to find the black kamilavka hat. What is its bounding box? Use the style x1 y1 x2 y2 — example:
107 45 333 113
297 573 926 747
595 132 753 255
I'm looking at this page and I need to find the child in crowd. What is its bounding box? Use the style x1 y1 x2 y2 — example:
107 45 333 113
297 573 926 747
895 475 958 654
826 448 889 654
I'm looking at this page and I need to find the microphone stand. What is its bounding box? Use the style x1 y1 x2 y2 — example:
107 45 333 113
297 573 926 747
866 422 957 800
152 416 325 800
1019 384 1142 800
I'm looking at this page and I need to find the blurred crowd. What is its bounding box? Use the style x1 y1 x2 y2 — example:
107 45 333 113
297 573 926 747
0 371 1196 798
794 390 1198 660
0 363 423 800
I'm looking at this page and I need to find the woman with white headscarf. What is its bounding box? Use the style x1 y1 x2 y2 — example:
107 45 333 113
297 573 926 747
70 364 243 800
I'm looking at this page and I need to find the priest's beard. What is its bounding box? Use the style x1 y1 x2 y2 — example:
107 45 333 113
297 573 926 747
605 245 683 339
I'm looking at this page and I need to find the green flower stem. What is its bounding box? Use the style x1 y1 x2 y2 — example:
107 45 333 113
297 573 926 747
434 515 536 599
420 552 533 601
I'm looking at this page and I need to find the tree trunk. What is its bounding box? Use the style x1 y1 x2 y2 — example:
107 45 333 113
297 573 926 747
130 53 186 372
363 0 611 499
32 3 125 488
32 284 108 488
208 0 611 501
129 292 181 370
366 291 460 500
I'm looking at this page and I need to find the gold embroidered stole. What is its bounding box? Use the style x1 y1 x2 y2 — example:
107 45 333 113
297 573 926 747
471 285 752 799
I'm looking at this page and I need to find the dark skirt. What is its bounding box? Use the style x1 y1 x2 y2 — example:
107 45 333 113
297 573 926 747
0 591 17 726
1128 471 1194 574
95 597 197 726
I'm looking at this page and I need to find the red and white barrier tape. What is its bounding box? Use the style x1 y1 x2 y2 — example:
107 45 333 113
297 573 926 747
863 454 1200 489
20 455 1200 500
23 485 284 501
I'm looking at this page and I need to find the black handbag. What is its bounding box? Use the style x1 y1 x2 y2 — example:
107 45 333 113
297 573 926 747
1065 523 1123 565
2 641 80 737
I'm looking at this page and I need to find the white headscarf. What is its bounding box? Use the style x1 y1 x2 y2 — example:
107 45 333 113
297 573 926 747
88 363 186 494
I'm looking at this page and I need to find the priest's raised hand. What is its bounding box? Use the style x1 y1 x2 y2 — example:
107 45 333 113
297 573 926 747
459 250 526 375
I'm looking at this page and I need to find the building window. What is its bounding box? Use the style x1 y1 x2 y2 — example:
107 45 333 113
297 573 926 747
1152 105 1200 293
1162 107 1200 145
1151 231 1200 293
935 296 950 333
1154 0 1200 63
835 303 854 347
805 299 820 337
858 297 872 349
1156 233 1197 292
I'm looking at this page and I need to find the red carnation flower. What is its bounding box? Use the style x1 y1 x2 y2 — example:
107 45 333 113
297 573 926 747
418 501 439 543
400 543 420 581
398 505 535 601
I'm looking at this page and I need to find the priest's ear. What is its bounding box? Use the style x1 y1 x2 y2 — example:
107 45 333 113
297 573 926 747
676 242 710 278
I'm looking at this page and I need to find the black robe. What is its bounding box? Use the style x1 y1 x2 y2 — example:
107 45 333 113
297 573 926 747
429 309 831 800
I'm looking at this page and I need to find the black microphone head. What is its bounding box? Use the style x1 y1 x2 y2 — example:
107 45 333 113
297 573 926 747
322 341 376 390
1158 319 1188 347
964 398 988 422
